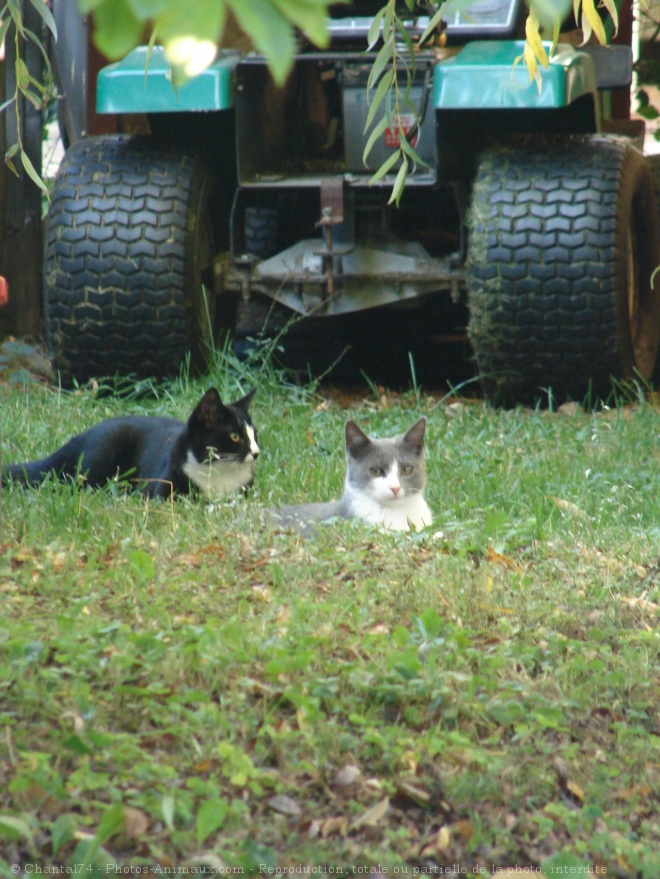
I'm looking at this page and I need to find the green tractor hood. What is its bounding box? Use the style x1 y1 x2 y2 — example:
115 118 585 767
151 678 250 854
97 40 597 117
96 45 239 113
433 41 597 109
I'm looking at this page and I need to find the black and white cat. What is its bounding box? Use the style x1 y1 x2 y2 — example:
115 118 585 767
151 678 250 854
2 388 259 500
274 417 432 532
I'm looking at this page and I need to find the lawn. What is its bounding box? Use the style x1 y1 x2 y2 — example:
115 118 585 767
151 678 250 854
1 352 659 877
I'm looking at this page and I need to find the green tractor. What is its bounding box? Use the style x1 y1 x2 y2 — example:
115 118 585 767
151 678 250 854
45 0 660 404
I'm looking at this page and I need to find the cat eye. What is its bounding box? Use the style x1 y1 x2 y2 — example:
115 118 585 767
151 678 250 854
230 433 241 443
369 466 384 477
401 465 413 475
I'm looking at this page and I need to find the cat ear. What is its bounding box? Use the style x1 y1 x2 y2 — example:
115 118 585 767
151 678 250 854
403 417 427 450
345 421 371 455
234 388 256 410
190 388 229 430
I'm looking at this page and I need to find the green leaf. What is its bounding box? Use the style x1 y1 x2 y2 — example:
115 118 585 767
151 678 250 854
417 607 442 640
391 643 423 676
230 768 248 786
402 64 417 103
419 6 445 45
20 150 49 196
487 700 526 725
7 0 26 36
22 25 54 70
15 58 31 89
91 0 143 60
364 69 394 134
382 2 394 42
126 0 170 17
197 798 229 845
395 17 415 58
388 158 408 206
63 734 93 755
23 88 45 110
637 105 659 121
161 795 175 830
399 128 427 167
0 16 14 48
367 148 400 183
157 0 224 44
392 624 411 647
5 156 19 177
51 814 78 855
367 6 385 49
94 804 126 844
270 0 330 48
76 803 125 873
530 0 572 34
226 0 296 85
367 41 393 94
362 115 388 165
0 815 35 845
27 0 57 39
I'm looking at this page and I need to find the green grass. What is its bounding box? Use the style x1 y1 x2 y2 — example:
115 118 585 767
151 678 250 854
1 354 660 877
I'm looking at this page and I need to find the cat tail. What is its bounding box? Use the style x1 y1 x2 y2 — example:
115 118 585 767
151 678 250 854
2 446 83 488
268 500 344 535
2 459 52 487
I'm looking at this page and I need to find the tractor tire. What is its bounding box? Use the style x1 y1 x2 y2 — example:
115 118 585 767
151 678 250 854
467 135 660 406
244 207 279 259
44 135 221 384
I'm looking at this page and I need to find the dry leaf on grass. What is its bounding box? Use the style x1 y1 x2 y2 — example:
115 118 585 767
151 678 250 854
124 806 150 838
268 794 301 816
618 594 660 614
350 796 390 830
420 824 451 856
333 765 362 789
615 784 652 802
318 815 349 837
553 757 584 805
552 497 589 520
486 545 522 571
396 779 431 806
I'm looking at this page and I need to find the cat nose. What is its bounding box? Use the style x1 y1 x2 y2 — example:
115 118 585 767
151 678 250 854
390 486 400 497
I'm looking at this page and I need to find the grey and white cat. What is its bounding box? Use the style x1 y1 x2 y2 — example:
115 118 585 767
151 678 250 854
274 417 432 533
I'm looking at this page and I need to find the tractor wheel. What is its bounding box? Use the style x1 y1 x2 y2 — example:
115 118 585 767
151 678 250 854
244 207 279 259
44 136 222 384
467 136 660 406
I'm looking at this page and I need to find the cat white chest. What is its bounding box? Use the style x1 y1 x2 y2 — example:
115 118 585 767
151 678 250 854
183 450 253 499
344 485 432 532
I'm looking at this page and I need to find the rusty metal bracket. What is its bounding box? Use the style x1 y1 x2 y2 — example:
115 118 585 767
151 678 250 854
315 178 353 300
